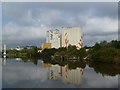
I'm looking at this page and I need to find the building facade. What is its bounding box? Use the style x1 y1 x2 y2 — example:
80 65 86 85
41 43 51 49
61 27 83 49
46 29 60 49
42 27 83 49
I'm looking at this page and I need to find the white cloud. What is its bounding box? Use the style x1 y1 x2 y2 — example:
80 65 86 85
19 10 35 25
83 17 118 35
81 17 118 46
2 2 118 47
3 22 49 41
3 16 118 47
37 9 62 26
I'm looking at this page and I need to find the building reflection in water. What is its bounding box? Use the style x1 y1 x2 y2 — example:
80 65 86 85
2 57 6 65
0 58 2 65
42 63 84 85
15 58 22 61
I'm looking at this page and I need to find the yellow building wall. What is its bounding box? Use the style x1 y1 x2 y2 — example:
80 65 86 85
42 43 51 49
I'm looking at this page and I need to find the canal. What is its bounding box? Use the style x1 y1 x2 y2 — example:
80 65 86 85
2 58 119 88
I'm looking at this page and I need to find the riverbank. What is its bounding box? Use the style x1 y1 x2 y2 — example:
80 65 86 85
6 40 120 64
40 40 120 64
6 46 40 58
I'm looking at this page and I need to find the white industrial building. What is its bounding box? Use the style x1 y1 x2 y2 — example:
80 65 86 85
61 27 83 49
43 27 83 49
46 29 60 49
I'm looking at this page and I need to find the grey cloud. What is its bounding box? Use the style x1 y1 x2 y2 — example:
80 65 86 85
2 22 47 48
3 2 118 26
2 2 37 26
81 67 118 88
2 2 118 48
83 17 118 35
84 34 118 46
31 2 118 18
3 38 45 49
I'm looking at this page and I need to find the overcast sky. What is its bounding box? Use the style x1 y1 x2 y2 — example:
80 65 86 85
2 2 118 48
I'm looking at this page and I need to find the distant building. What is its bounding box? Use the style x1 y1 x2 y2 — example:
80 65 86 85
61 27 83 49
15 46 23 51
15 45 36 51
25 45 35 49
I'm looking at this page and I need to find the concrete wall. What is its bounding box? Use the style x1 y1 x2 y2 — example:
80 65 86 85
61 27 83 49
46 29 60 49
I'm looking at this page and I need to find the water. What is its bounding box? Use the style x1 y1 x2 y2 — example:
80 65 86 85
2 58 119 88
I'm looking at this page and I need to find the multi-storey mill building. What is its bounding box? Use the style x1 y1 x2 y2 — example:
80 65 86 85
42 27 83 49
61 27 83 49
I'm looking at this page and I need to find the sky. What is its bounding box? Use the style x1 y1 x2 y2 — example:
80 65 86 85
0 2 2 48
2 2 118 48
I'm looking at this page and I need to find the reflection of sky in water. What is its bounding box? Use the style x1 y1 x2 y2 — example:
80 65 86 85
82 66 118 88
2 59 118 88
0 58 2 89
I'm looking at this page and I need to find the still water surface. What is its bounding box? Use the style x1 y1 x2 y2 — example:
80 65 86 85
2 58 119 88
